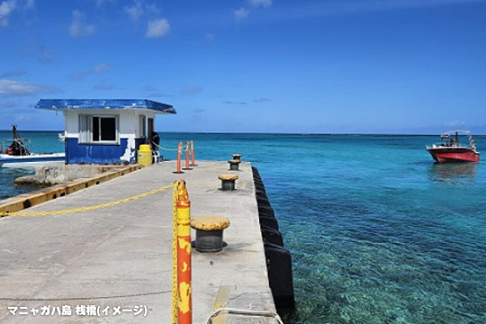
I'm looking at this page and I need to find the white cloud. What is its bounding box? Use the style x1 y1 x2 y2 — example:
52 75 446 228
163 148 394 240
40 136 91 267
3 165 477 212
124 0 160 22
125 1 166 38
254 97 271 103
24 40 53 63
93 63 112 73
0 0 37 27
125 0 144 22
69 10 95 37
0 0 16 27
222 100 247 105
145 3 160 15
234 7 250 20
234 0 272 21
0 79 60 96
69 63 112 80
249 0 272 8
145 18 169 38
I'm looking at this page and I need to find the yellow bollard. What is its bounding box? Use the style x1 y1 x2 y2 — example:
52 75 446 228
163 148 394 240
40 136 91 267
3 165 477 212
176 180 192 324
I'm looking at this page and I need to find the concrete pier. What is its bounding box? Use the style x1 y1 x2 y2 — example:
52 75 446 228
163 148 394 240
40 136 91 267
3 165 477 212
0 161 280 324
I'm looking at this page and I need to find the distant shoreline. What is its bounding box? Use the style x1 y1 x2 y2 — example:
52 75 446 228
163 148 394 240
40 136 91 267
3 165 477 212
2 130 484 137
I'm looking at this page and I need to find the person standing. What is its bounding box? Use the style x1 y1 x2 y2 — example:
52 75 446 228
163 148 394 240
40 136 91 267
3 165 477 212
151 131 160 150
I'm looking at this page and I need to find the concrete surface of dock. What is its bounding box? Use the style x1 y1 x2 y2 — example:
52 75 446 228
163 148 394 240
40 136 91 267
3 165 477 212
0 161 279 323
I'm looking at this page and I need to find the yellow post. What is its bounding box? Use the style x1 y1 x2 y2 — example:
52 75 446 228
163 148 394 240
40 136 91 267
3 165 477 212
176 180 192 324
172 182 179 324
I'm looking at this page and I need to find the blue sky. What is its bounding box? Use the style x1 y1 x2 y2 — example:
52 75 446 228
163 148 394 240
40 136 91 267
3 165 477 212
1 0 485 134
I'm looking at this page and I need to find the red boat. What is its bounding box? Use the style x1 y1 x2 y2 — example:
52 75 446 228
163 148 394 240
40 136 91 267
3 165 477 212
426 130 480 163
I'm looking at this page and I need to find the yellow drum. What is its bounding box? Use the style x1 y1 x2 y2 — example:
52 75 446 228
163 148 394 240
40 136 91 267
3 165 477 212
137 144 152 167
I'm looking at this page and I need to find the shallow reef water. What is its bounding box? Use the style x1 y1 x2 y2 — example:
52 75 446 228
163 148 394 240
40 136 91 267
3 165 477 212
1 132 485 324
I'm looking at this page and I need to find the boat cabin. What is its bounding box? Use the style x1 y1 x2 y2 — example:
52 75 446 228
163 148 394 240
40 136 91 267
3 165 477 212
35 99 176 164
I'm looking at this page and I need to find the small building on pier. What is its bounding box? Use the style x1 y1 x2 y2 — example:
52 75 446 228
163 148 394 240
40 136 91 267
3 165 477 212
35 99 176 164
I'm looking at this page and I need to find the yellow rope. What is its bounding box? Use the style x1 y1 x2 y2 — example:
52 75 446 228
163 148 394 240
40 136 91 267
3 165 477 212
1 184 173 217
154 142 179 152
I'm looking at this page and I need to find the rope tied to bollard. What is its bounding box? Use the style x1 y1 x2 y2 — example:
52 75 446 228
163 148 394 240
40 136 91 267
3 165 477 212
150 141 196 172
153 142 179 152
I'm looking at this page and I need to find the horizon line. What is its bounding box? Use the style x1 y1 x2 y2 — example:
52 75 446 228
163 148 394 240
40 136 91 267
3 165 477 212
1 129 485 137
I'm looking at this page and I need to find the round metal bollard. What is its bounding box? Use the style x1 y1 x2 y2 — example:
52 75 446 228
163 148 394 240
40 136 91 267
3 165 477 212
190 216 230 253
228 160 241 171
218 174 239 190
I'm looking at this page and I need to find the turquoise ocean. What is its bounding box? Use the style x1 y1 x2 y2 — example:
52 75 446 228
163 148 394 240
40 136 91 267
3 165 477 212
1 130 485 324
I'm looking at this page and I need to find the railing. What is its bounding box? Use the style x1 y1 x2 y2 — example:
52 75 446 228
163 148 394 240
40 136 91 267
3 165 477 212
207 307 284 324
426 143 472 149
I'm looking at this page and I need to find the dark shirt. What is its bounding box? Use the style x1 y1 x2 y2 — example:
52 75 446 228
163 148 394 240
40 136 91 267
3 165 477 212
151 132 160 147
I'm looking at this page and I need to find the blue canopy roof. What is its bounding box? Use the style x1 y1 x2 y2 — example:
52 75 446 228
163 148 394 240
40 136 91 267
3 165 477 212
35 99 176 114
